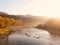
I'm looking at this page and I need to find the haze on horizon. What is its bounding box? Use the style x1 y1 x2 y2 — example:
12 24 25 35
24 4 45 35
0 0 60 18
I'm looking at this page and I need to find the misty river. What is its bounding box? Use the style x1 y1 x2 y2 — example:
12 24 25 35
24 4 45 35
8 28 60 45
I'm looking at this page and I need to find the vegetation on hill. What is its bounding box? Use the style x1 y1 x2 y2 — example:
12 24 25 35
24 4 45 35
0 16 22 35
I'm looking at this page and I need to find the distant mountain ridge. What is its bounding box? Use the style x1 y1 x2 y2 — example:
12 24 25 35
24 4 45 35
0 12 48 24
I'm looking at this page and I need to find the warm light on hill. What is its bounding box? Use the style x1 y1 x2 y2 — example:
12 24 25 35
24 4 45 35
0 16 22 35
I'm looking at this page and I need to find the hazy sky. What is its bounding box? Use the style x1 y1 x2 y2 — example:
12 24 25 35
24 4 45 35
0 0 60 17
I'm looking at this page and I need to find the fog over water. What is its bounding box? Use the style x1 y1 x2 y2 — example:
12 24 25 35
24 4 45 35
8 28 51 45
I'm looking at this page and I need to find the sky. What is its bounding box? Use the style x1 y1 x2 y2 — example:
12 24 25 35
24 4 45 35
0 0 60 17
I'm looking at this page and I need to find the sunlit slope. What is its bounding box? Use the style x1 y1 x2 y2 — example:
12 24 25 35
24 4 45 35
0 16 22 35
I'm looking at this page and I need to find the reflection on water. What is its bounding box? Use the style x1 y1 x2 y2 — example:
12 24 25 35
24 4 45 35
9 28 51 45
8 28 60 45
